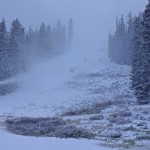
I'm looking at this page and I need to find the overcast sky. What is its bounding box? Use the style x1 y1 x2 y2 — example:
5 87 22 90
0 0 148 49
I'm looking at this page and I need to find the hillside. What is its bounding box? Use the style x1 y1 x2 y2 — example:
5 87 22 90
0 48 150 150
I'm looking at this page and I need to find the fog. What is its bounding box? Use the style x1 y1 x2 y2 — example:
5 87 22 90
0 0 147 50
1 1 150 148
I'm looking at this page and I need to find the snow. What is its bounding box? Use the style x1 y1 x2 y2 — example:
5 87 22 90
0 47 109 117
0 47 118 150
0 130 107 150
0 47 148 149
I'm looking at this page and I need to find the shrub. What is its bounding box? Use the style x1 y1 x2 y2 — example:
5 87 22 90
89 114 104 121
54 126 94 139
5 117 94 139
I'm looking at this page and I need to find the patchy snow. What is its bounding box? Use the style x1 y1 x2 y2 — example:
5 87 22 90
0 47 150 150
0 48 118 150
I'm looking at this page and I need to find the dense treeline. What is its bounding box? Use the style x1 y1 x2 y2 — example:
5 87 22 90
108 1 150 104
132 3 150 104
108 12 134 65
0 18 73 81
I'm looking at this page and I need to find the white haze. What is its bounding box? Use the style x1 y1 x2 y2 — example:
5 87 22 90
0 1 149 149
0 0 147 51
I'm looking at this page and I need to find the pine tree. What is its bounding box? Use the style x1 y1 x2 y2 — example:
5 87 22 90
9 19 25 75
61 25 67 51
131 1 150 104
46 25 52 52
108 33 114 61
131 14 144 104
0 19 9 80
56 20 62 51
117 15 126 64
137 2 150 104
38 22 47 57
126 12 134 65
68 18 73 46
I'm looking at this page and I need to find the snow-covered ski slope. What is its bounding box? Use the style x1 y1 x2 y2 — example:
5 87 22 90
0 47 111 117
0 47 129 150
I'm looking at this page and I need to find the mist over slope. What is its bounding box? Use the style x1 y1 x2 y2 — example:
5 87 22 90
0 1 149 150
0 46 107 116
0 0 147 49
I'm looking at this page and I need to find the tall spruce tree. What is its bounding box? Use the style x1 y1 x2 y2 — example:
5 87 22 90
126 12 134 65
61 25 67 51
46 25 52 52
137 2 150 104
118 15 126 64
131 1 150 104
39 22 47 51
68 18 73 46
56 20 62 51
0 19 9 80
9 19 25 75
131 14 145 104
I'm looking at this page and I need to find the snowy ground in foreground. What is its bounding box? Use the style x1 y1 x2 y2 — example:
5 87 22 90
0 130 105 150
0 47 149 150
0 48 117 150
